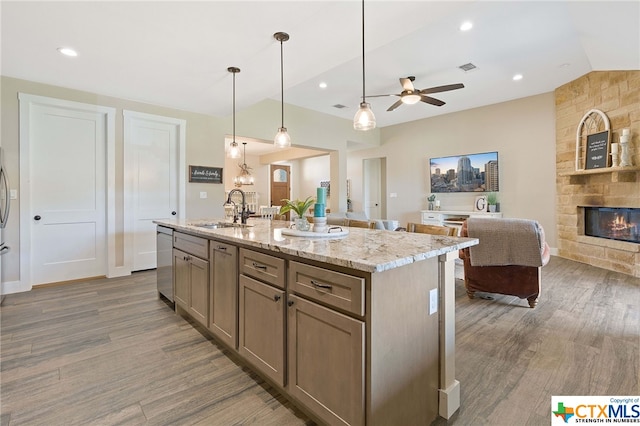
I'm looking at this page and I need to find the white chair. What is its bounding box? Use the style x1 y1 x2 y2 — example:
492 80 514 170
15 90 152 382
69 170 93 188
260 206 279 220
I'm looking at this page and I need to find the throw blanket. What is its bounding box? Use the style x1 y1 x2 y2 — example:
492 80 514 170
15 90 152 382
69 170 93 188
467 218 544 267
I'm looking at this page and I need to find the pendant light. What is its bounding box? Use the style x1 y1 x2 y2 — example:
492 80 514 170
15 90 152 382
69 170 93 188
274 32 291 148
234 142 254 187
227 67 242 159
353 0 376 131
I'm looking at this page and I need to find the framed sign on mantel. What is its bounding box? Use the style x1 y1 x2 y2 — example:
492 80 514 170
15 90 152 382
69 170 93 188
584 130 610 169
189 165 223 183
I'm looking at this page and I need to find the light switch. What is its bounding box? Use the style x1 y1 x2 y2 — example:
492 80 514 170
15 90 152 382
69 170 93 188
10 189 17 200
200 191 207 199
390 192 397 198
429 288 438 315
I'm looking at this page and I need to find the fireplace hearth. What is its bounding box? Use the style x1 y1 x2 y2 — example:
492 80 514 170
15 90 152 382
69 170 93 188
584 207 640 244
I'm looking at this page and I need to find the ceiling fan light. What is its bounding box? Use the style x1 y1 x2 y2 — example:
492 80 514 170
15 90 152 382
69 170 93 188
353 102 376 131
227 140 241 159
401 93 422 105
274 127 291 148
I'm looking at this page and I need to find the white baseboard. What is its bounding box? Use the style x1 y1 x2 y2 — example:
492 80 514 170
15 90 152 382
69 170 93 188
1 280 31 295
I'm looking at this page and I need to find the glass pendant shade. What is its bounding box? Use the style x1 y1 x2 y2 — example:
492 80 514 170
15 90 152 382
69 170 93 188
353 102 376 131
228 140 241 159
274 127 291 148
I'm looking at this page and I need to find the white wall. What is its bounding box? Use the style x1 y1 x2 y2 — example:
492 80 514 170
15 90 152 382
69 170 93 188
299 156 331 205
348 92 558 247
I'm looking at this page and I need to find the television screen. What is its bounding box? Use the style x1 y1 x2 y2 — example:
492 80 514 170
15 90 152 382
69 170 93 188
429 151 499 193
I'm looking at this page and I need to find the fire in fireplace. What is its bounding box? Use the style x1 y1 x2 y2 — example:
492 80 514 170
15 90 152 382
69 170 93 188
584 207 640 244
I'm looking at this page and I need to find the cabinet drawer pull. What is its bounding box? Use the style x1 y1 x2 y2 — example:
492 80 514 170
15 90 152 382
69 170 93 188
216 245 227 251
287 300 294 307
274 295 281 302
311 280 332 290
252 262 267 271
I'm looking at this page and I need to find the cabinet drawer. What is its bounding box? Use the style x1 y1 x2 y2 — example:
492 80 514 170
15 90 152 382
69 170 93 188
289 261 365 316
173 232 208 259
239 248 286 289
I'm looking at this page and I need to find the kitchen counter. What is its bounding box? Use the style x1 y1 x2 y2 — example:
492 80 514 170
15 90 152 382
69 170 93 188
155 217 478 423
154 217 478 273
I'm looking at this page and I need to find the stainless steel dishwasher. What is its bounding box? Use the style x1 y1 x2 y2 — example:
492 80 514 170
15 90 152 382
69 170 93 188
156 226 174 303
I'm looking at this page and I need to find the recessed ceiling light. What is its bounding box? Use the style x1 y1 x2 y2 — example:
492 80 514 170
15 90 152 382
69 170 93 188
460 21 473 32
319 82 327 89
513 74 523 81
57 47 78 57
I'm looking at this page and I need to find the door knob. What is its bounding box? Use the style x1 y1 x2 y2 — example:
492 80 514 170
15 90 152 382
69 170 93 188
34 215 41 221
171 211 177 216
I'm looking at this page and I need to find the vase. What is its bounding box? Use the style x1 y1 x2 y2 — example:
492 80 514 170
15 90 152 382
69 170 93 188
295 217 310 231
489 205 496 213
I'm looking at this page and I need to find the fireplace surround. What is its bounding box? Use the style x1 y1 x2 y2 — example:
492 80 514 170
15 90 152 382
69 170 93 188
584 207 640 244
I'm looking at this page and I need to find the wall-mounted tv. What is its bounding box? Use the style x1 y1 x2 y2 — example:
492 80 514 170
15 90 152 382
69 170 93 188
430 151 499 193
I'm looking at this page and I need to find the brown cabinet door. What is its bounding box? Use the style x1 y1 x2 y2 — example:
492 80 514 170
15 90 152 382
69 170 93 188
238 275 285 387
287 295 365 426
188 255 209 327
210 242 238 349
173 248 190 309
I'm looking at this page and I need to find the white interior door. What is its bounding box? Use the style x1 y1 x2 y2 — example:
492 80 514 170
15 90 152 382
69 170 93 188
124 111 185 272
363 158 382 219
21 97 111 286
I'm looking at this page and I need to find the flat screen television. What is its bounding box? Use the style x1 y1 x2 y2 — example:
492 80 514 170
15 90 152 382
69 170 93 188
429 151 499 193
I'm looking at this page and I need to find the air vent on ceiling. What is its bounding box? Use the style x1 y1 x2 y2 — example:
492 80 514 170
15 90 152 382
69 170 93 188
333 104 348 109
458 62 477 72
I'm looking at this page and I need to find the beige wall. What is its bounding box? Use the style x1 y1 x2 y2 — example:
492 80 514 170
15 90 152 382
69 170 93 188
347 92 558 248
1 76 560 288
0 76 372 287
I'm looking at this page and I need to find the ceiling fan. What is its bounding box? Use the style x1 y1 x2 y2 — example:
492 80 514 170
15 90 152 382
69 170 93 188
369 76 464 111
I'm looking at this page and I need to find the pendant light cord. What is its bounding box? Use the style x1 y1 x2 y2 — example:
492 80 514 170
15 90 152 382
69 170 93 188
361 0 366 104
280 39 285 128
232 71 236 141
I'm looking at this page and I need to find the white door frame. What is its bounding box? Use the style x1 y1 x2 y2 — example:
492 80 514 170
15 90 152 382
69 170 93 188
18 93 117 291
123 110 186 273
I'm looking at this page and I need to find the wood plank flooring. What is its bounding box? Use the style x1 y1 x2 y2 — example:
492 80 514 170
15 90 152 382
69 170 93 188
1 256 638 425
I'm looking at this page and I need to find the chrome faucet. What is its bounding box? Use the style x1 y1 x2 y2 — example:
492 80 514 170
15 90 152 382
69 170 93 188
225 189 251 224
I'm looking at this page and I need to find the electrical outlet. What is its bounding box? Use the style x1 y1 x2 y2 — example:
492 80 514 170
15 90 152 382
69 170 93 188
429 288 438 315
200 192 207 199
390 192 397 198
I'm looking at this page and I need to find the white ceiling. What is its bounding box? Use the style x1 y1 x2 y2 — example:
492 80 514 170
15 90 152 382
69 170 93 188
2 1 639 155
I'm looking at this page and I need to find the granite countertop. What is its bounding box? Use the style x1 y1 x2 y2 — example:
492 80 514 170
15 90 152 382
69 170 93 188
155 218 478 274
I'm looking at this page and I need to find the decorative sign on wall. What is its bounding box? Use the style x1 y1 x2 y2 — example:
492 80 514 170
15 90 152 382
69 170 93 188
189 165 223 183
584 130 610 169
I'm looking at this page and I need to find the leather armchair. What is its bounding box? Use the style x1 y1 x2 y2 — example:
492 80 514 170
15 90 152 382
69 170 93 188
459 218 551 308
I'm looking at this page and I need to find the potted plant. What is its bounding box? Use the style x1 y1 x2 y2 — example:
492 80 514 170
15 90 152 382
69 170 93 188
279 196 315 231
486 192 498 212
427 194 437 211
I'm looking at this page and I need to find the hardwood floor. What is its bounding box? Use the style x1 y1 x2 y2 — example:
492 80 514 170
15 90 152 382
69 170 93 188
1 256 638 425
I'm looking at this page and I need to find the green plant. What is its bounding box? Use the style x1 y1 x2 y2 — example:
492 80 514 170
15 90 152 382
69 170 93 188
279 196 315 217
486 192 498 205
427 194 436 202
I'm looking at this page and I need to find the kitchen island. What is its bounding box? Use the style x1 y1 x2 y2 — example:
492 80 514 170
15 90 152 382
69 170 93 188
155 218 477 426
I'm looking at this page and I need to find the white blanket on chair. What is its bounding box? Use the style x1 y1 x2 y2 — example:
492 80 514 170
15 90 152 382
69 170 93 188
467 218 544 267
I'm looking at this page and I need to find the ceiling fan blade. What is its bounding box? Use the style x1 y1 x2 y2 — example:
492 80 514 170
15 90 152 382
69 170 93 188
400 77 415 92
387 99 404 111
420 95 445 107
367 93 398 98
420 83 464 95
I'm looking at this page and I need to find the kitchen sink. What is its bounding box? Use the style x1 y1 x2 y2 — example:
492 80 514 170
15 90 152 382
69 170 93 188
192 222 253 229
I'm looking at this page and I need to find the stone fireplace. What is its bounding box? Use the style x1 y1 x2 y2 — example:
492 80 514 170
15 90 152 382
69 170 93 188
555 71 640 277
